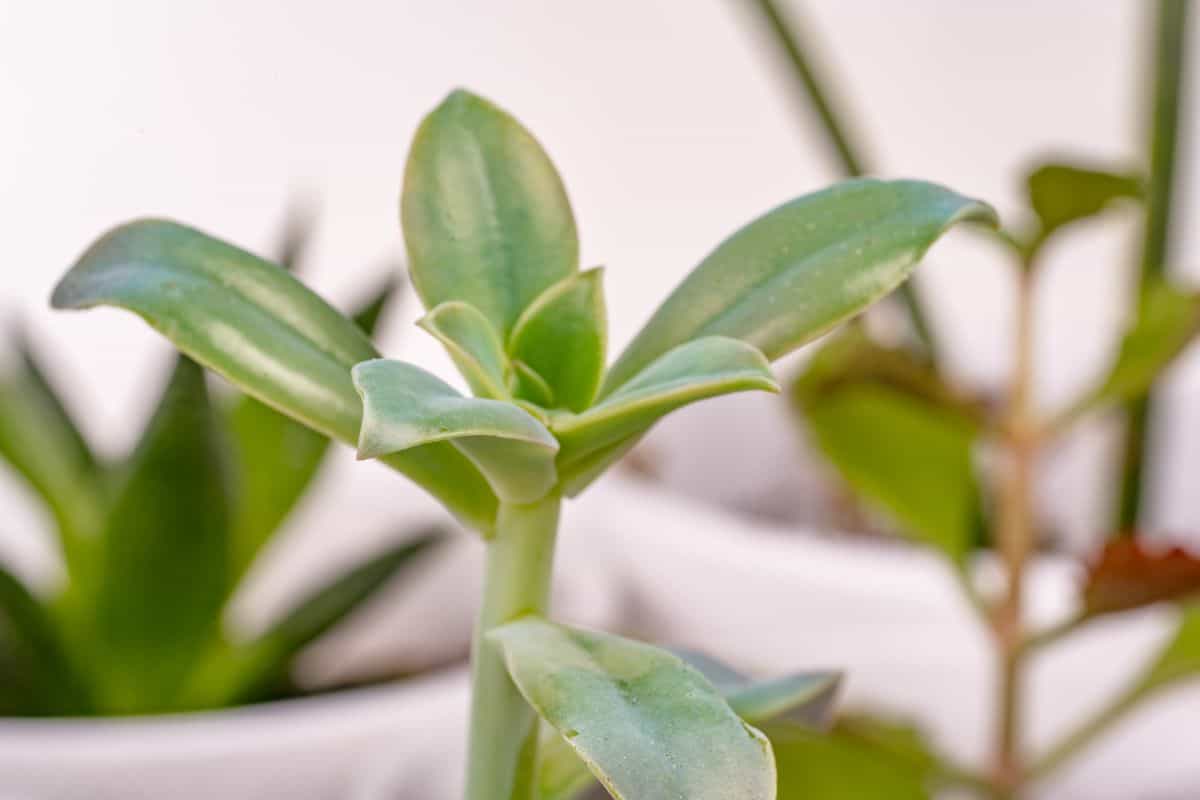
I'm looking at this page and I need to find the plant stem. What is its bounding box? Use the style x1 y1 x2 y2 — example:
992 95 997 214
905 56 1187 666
992 264 1039 795
1028 681 1153 781
464 495 561 800
1115 0 1191 533
744 0 937 360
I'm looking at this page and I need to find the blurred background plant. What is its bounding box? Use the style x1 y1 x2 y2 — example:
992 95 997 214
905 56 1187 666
0 208 442 716
738 0 1200 796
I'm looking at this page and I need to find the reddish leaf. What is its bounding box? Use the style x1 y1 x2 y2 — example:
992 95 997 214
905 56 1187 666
1083 539 1200 616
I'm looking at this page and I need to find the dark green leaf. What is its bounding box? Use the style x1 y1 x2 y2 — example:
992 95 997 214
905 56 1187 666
417 301 511 400
51 219 498 534
555 336 778 475
402 89 579 335
509 268 606 412
87 358 230 713
602 179 995 395
491 617 775 800
353 359 558 505
802 384 979 563
1025 162 1142 247
350 274 403 335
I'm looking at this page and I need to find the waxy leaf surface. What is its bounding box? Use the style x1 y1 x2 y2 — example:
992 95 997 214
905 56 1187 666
491 617 776 800
51 219 498 533
353 359 558 504
402 90 579 335
418 301 511 400
603 179 995 395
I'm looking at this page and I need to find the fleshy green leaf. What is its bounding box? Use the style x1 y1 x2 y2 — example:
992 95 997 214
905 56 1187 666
1025 162 1142 248
402 89 579 335
802 384 979 563
0 561 90 715
183 530 441 707
353 359 558 505
491 617 776 800
86 358 231 713
417 301 511 400
226 278 402 580
555 336 779 474
509 268 607 412
602 179 996 395
0 339 104 574
513 360 557 408
51 219 498 534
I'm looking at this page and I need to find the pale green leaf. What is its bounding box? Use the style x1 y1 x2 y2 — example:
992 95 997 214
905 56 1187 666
51 219 498 534
418 301 511 400
353 359 558 504
402 89 579 335
603 179 996 395
509 268 607 412
555 336 779 472
513 360 557 408
491 617 776 800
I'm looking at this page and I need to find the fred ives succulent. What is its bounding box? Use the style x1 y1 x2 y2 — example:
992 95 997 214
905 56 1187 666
52 89 993 799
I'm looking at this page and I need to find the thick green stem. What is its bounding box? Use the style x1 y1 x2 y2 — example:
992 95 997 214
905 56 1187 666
1115 0 1191 532
464 495 561 800
744 0 938 360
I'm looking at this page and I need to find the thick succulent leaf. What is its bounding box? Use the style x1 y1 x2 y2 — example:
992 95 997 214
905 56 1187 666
1073 281 1200 416
353 359 558 505
803 384 978 564
0 340 103 572
402 89 579 335
85 358 230 713
602 179 996 395
184 530 441 707
1082 539 1200 617
770 715 939 800
513 360 557 408
491 617 776 800
226 278 402 580
555 336 778 471
560 435 645 498
0 561 91 715
1025 162 1142 245
509 268 606 412
417 301 511 400
51 219 498 533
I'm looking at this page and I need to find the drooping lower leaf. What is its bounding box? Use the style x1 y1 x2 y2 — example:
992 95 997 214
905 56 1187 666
491 617 776 800
51 219 498 533
402 89 579 337
353 359 558 505
418 301 511 400
602 179 996 396
508 268 607 412
802 384 979 564
1082 539 1200 617
555 336 778 471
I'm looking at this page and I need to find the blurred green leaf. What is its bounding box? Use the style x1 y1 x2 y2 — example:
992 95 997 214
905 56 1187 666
603 179 996 395
418 301 511 400
0 561 90 715
86 358 230 712
353 359 558 505
771 715 939 800
509 269 606 412
1141 605 1200 692
555 336 778 481
226 277 402 579
802 383 979 563
52 219 498 534
1025 162 1142 250
402 89 579 336
0 340 103 574
491 617 775 800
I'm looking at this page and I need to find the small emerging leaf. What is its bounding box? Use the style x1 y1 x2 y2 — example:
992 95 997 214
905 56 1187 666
1025 162 1142 248
402 89 579 335
418 301 511 400
491 617 776 800
603 179 995 395
509 268 607 412
353 359 558 504
555 336 778 473
1082 539 1200 617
